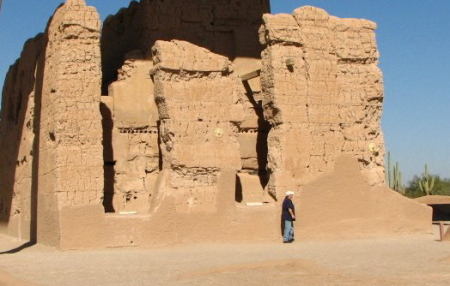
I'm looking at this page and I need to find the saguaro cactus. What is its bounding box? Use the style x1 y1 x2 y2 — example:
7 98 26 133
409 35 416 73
419 164 435 196
387 152 404 194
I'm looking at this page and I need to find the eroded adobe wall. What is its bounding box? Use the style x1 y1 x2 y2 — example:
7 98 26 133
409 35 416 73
99 0 272 213
0 1 431 249
260 6 386 199
100 0 270 213
105 51 160 214
150 40 245 212
54 40 281 250
36 0 104 246
100 0 270 93
0 35 45 240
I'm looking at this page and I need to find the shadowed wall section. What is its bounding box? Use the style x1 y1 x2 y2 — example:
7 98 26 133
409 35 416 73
0 34 45 241
0 0 104 247
101 0 270 94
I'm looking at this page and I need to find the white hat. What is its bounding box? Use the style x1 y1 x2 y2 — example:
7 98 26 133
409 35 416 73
285 191 294 196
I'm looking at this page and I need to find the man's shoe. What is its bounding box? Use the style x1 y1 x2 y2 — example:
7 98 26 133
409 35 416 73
283 240 292 243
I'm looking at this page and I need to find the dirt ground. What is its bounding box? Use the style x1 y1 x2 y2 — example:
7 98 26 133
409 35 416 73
1 225 450 286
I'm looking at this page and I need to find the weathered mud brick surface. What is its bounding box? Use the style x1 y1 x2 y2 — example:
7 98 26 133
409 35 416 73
0 1 432 249
151 40 244 213
260 6 385 199
0 34 44 239
0 0 103 245
100 0 269 213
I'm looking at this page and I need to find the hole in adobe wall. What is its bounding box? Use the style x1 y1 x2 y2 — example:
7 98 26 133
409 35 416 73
125 192 132 203
49 132 56 141
124 191 139 203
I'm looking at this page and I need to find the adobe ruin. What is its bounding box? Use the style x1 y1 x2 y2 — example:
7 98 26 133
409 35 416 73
0 0 431 249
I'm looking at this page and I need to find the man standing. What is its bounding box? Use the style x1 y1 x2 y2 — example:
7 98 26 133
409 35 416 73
282 191 295 243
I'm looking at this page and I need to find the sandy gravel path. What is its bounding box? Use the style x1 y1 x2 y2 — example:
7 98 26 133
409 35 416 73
1 228 450 286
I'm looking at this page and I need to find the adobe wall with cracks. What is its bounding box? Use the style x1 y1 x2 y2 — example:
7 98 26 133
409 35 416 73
260 6 386 200
257 6 430 238
0 1 432 249
56 40 281 250
36 0 104 247
102 51 160 214
0 34 45 241
0 0 104 247
100 0 271 213
150 40 245 212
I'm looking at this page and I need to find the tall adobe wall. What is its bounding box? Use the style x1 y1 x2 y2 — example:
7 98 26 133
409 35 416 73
150 40 245 212
0 35 45 240
101 0 271 213
0 0 104 247
36 0 104 246
0 2 432 249
102 53 160 214
260 6 386 199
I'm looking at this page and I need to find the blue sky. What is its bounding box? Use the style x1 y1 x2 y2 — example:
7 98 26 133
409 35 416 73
0 0 449 183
